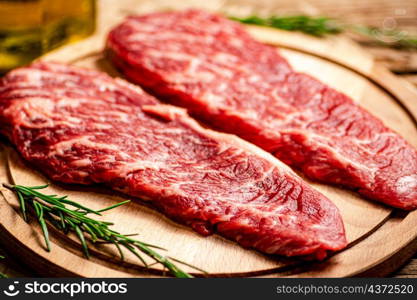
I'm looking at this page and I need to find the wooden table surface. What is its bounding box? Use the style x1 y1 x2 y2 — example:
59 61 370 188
0 0 416 278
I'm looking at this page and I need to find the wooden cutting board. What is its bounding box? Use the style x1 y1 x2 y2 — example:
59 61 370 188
1 0 417 277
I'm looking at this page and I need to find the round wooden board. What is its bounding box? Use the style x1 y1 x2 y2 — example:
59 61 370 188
1 2 417 277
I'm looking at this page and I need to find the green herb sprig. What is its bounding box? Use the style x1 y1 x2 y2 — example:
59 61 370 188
231 15 417 50
2 183 204 278
353 25 417 49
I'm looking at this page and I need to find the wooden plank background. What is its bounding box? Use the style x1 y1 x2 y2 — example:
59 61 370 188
0 0 416 278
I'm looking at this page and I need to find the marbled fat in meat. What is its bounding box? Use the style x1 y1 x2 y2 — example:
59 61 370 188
107 9 417 210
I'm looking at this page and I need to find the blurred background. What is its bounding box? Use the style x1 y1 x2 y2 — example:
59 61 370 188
1 0 416 76
0 0 416 277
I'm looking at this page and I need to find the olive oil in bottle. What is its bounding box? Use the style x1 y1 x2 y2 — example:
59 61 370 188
0 0 95 74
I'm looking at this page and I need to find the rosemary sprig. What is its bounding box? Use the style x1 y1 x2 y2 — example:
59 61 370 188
352 25 417 49
0 254 7 278
231 15 417 50
2 183 201 278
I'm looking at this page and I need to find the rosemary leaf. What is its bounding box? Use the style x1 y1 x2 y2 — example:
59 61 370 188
120 241 148 268
134 242 191 278
81 223 98 242
74 224 90 258
230 15 342 37
230 14 417 50
17 191 27 222
168 256 210 274
113 240 124 261
29 184 50 189
57 210 66 231
58 199 101 215
0 253 6 278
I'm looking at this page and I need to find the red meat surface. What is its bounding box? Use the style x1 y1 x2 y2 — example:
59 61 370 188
106 9 417 210
0 62 347 259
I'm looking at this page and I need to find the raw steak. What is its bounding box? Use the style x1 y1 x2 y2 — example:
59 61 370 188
106 10 417 210
0 62 347 259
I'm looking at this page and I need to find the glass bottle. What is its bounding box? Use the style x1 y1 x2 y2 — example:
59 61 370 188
0 0 96 74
